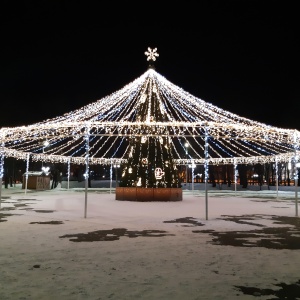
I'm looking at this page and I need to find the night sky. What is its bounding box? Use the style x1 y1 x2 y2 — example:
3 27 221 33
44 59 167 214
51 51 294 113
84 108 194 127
1 1 299 130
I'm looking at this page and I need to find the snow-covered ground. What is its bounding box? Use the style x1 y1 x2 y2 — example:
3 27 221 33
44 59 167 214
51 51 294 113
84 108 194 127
1 185 300 299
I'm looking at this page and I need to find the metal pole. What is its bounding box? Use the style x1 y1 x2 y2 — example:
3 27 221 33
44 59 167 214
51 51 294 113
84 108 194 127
24 154 30 195
110 162 112 194
192 162 194 193
84 128 90 218
41 140 49 170
67 158 70 190
204 127 208 220
42 147 44 169
234 160 237 194
186 164 188 189
185 143 189 190
0 177 2 210
0 142 4 208
275 159 279 199
295 175 298 217
114 164 119 188
293 131 299 217
116 166 118 187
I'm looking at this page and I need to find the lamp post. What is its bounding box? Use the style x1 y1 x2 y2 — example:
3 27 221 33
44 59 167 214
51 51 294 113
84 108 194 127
185 142 189 190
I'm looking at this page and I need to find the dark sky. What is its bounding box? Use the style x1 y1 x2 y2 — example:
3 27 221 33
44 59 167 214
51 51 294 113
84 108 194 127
1 1 299 130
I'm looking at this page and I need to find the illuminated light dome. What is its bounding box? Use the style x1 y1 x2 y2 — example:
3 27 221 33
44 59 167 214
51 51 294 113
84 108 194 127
0 48 299 168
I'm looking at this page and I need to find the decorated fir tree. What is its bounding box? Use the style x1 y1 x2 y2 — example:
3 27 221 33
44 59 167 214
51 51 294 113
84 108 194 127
119 48 181 188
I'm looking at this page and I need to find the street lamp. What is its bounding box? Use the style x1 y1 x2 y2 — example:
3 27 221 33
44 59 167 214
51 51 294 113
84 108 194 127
185 142 189 189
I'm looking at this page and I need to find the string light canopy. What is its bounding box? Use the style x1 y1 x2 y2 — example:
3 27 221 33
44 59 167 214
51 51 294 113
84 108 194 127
0 48 299 168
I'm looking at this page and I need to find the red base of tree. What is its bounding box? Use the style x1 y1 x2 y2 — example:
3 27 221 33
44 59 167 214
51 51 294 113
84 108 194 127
115 187 182 202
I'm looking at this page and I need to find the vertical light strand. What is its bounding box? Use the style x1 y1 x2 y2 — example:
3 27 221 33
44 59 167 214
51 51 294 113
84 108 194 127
24 153 30 195
185 143 189 190
67 158 70 190
110 160 112 194
234 159 237 194
0 142 4 208
275 158 278 199
204 127 209 220
84 126 90 218
192 161 195 193
294 131 298 216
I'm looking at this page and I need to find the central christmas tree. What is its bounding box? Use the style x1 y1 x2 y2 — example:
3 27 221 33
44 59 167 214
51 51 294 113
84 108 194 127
118 48 181 191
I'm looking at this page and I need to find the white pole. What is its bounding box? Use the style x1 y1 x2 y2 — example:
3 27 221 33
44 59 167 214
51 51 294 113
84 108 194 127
0 142 4 208
295 174 298 217
204 127 208 220
185 143 189 190
42 147 44 168
115 165 118 188
234 160 237 194
294 161 298 217
110 162 112 194
84 128 90 218
24 154 30 195
293 131 299 217
185 163 188 190
114 164 119 188
67 158 70 190
275 159 279 199
192 162 194 193
0 176 2 209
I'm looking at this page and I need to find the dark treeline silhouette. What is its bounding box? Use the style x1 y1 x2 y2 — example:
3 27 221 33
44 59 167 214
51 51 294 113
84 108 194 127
2 158 299 190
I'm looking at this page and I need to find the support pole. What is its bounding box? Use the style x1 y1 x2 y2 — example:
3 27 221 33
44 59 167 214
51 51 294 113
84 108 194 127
293 132 299 217
204 127 209 220
295 174 298 217
24 154 30 195
192 161 194 193
115 165 118 187
110 161 112 194
67 158 70 190
0 142 4 208
185 142 189 190
84 127 90 218
234 160 237 194
275 158 279 199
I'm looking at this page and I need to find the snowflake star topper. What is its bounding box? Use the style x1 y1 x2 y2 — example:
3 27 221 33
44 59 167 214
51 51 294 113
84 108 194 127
145 47 159 61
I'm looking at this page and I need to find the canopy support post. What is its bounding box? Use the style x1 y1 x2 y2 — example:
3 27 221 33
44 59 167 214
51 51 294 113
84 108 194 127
204 127 209 220
234 160 237 194
84 126 90 218
275 158 279 199
294 131 299 217
67 158 70 190
24 153 30 195
0 142 4 208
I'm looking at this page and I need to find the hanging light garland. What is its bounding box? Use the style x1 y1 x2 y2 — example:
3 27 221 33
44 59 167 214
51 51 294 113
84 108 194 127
0 48 299 167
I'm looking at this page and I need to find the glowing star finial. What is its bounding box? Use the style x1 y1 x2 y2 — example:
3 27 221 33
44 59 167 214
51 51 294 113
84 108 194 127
145 47 159 61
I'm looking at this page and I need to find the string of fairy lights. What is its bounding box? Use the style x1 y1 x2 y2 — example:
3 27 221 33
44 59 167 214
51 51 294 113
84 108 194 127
0 48 299 172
